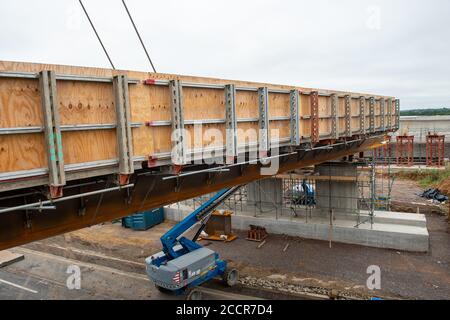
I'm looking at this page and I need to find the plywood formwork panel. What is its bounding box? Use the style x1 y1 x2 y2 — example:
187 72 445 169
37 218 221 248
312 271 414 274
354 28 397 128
268 92 290 118
0 134 47 172
318 96 329 117
58 81 115 125
299 94 310 117
301 119 311 138
130 85 171 122
183 87 225 120
186 123 226 149
319 119 331 136
62 130 117 165
0 78 42 127
236 91 258 119
269 120 290 140
237 122 259 146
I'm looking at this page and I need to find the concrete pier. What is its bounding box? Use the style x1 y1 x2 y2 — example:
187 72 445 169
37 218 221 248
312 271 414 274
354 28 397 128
246 179 283 210
314 163 358 214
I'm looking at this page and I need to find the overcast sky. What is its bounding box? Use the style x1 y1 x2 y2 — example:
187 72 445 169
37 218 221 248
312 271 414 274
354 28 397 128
1 0 449 109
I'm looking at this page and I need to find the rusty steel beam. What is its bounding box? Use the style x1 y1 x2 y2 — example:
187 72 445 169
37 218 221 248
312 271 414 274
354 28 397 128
0 136 383 250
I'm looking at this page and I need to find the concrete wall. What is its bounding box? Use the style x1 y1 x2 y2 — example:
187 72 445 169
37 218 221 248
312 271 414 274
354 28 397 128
246 179 283 209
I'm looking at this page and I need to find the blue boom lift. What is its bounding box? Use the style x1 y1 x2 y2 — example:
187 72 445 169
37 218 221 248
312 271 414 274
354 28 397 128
145 186 241 299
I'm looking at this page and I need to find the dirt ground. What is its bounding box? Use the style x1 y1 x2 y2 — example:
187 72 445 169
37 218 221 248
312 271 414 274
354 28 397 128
438 178 450 196
388 178 448 214
24 211 450 300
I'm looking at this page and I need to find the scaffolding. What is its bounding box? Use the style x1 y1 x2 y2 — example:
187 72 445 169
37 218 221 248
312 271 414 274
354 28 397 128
396 135 415 166
426 134 445 167
175 155 394 231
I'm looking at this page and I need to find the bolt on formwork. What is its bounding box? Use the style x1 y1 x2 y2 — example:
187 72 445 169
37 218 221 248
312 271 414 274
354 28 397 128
396 135 414 166
426 134 445 167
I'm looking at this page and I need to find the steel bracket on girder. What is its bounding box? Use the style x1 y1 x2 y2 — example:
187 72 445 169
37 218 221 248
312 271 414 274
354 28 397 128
169 80 186 166
359 97 366 135
369 97 375 134
290 90 301 145
225 84 238 162
344 95 352 137
310 91 320 144
394 99 400 131
39 70 66 198
113 75 135 184
258 87 270 154
330 94 339 140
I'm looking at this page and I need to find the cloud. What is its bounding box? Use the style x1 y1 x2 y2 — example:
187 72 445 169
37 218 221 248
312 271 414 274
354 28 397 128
0 0 449 109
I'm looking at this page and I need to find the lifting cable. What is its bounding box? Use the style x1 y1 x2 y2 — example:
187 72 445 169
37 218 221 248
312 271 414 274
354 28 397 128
78 0 158 73
78 0 116 69
121 0 157 73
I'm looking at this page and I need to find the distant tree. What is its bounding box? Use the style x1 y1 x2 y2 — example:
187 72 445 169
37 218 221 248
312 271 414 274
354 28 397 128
400 108 450 116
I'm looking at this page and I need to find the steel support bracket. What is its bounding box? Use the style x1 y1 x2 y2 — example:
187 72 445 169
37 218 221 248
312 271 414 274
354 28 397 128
169 80 186 166
39 70 66 198
258 87 270 155
330 94 339 140
394 99 400 131
225 84 238 163
344 95 352 137
310 91 320 144
113 75 135 185
359 97 366 135
118 174 131 186
369 97 375 134
290 90 301 145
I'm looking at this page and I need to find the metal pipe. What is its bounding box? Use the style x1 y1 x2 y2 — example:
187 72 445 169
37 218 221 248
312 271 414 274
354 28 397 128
144 79 393 102
0 123 142 135
162 152 297 181
0 184 134 214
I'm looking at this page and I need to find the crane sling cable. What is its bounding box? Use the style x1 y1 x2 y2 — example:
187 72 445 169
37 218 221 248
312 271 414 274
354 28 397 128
78 0 116 69
121 0 157 73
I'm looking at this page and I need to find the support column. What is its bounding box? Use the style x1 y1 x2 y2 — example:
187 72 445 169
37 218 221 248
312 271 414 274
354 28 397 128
315 163 358 215
246 178 283 211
